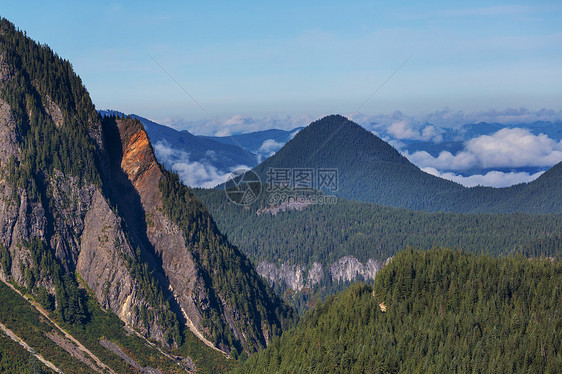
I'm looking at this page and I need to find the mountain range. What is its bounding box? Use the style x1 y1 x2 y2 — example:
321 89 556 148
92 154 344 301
195 115 562 311
101 111 562 190
202 127 302 162
1 16 561 374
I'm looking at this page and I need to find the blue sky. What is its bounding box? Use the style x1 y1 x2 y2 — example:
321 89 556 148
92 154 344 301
2 1 562 124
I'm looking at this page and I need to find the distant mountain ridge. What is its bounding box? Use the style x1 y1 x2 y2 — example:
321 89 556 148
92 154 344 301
100 111 562 189
100 111 257 171
253 114 562 213
202 128 302 152
460 120 562 140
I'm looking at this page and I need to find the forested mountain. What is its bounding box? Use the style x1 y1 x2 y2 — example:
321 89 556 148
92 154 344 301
252 115 562 213
253 115 462 210
0 17 293 371
196 188 562 264
194 187 562 310
238 248 562 373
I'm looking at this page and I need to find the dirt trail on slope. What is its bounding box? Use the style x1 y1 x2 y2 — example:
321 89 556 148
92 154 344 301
1 279 117 374
0 321 63 373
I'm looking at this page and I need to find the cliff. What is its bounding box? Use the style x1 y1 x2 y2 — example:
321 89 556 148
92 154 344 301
257 256 383 293
0 17 292 356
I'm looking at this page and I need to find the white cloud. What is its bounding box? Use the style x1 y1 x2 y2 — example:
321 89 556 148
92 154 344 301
290 129 301 139
357 107 562 132
386 138 407 151
259 139 284 155
360 113 445 143
256 139 285 163
214 115 257 136
422 167 544 188
153 141 248 188
387 121 419 139
153 140 175 159
205 150 217 161
385 120 443 142
465 128 562 168
405 128 562 171
407 150 477 170
222 114 255 127
421 125 443 143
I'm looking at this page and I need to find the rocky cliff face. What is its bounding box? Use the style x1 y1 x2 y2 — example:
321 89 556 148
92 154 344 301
93 116 292 354
257 256 384 293
0 88 169 343
329 257 382 283
76 189 168 342
257 261 327 291
109 117 215 350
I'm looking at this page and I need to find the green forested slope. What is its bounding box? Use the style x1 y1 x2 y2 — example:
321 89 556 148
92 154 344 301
0 18 102 190
194 188 562 266
238 249 562 373
196 187 562 312
0 332 54 373
0 279 210 373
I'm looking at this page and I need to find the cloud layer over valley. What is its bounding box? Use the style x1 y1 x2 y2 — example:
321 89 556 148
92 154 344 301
154 141 249 188
134 108 562 189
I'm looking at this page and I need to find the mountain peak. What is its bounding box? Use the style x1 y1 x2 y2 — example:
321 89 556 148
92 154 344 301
253 114 463 210
307 114 364 133
272 114 408 165
315 114 350 123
